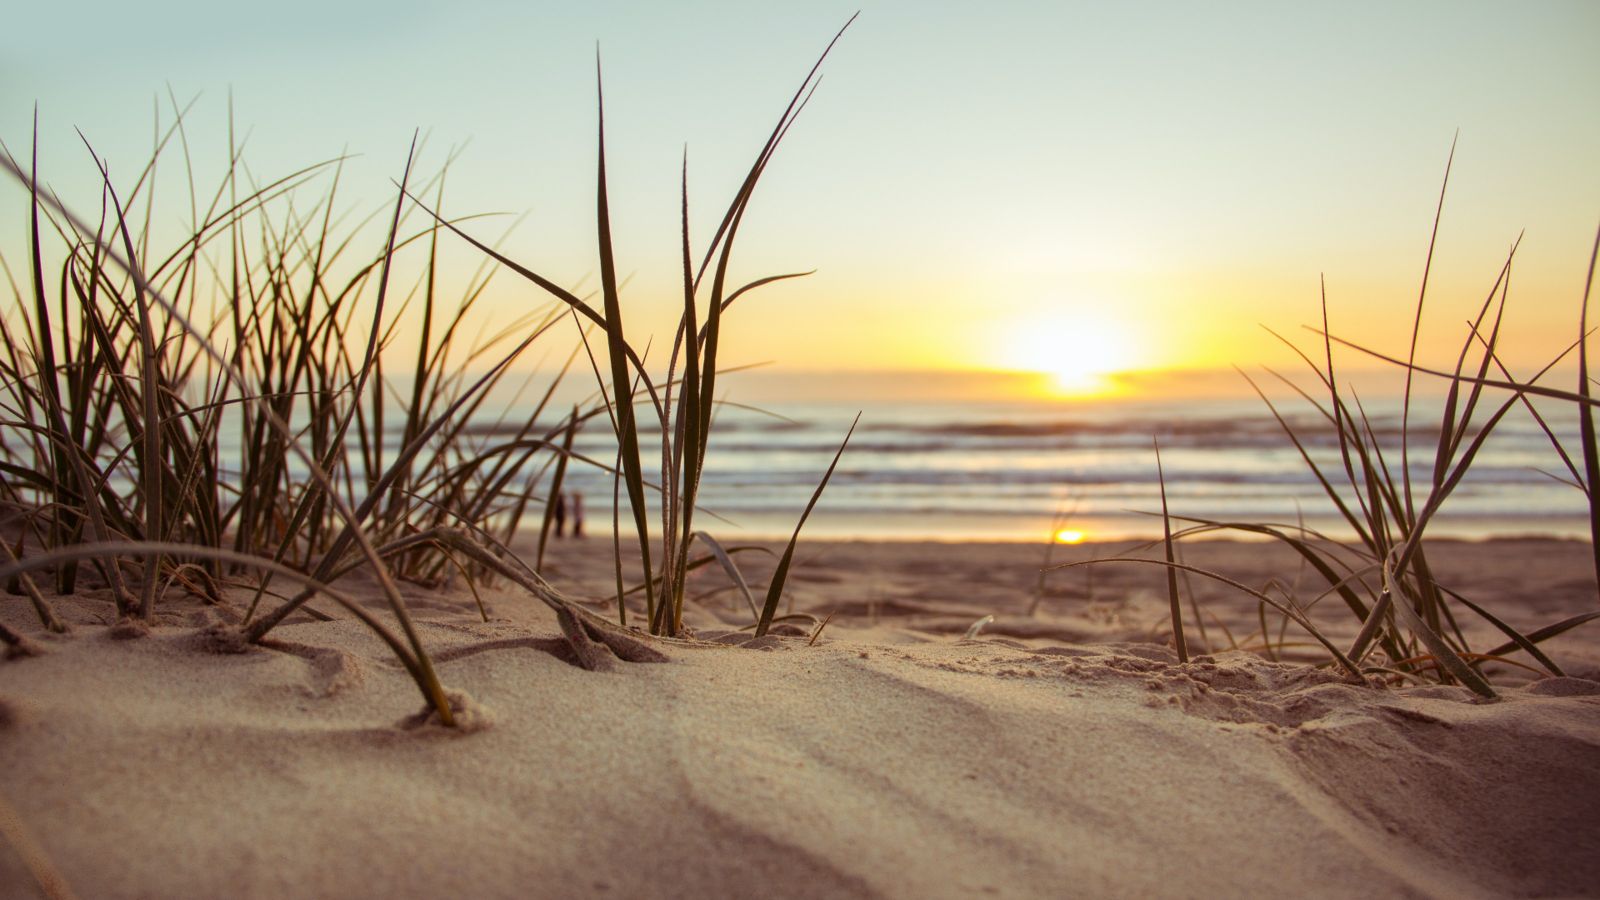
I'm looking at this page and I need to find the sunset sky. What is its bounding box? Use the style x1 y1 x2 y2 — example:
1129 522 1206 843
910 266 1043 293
5 1 1598 401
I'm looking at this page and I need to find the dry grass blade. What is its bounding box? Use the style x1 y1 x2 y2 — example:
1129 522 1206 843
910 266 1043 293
1389 652 1546 679
1381 565 1495 699
246 314 558 636
807 610 836 646
0 541 435 692
1480 610 1600 659
0 522 65 633
536 407 579 571
1400 135 1456 521
22 113 80 597
1474 329 1589 491
0 619 44 658
361 525 668 668
75 137 170 623
754 413 858 638
241 135 418 620
1054 556 1363 678
692 530 759 620
661 151 700 635
650 17 853 636
963 615 995 640
0 786 78 900
0 147 463 728
1575 224 1600 593
1431 584 1565 676
1313 332 1600 408
1029 503 1077 617
1241 363 1376 550
1154 440 1188 663
592 57 657 627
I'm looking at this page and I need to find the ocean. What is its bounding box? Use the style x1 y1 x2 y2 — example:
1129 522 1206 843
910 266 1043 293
519 392 1594 543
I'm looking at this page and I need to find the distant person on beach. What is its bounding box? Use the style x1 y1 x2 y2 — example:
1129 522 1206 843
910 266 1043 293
553 492 568 537
571 492 586 537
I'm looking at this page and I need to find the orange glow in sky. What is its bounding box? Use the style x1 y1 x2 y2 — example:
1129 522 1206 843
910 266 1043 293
7 2 1597 404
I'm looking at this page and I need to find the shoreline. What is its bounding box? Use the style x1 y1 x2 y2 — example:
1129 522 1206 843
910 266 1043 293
670 530 1600 546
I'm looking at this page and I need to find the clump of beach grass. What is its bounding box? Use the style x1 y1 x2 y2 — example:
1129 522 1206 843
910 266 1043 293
0 19 861 725
412 15 860 640
1060 155 1600 694
0 118 576 723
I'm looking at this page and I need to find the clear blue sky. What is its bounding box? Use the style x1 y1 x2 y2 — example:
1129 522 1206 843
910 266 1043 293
5 1 1598 396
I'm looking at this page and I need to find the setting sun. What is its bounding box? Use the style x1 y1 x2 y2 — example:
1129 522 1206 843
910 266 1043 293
1002 312 1140 397
1054 529 1087 544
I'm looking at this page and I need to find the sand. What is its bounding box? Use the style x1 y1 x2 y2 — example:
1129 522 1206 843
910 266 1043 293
2 536 1598 898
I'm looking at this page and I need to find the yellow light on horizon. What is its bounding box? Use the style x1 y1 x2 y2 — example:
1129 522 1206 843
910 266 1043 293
1000 311 1139 398
1054 528 1086 544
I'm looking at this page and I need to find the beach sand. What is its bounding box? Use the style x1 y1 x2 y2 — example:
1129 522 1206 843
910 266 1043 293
2 536 1597 898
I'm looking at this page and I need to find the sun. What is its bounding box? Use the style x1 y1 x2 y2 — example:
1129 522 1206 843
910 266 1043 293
1002 312 1138 397
1054 528 1086 544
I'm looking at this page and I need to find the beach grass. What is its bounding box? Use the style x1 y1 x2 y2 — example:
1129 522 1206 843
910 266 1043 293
0 20 863 725
409 15 860 641
1057 162 1600 692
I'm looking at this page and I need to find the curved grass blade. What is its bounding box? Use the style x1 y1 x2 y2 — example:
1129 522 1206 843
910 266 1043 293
1056 556 1363 678
1154 440 1188 663
754 413 858 638
536 407 579 571
807 610 835 646
1383 567 1496 699
1575 224 1600 593
1312 332 1600 409
1400 136 1456 522
1481 610 1600 660
77 137 166 623
692 530 758 620
0 785 79 900
0 147 460 727
0 540 435 699
1433 584 1565 677
593 56 656 630
964 615 995 640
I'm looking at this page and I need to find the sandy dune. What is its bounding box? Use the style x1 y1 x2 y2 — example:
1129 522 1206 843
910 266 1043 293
2 537 1597 898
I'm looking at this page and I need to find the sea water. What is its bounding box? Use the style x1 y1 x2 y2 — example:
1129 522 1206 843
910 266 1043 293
505 394 1593 543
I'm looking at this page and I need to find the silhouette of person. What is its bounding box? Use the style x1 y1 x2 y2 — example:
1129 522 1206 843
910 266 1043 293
553 491 567 538
571 491 585 538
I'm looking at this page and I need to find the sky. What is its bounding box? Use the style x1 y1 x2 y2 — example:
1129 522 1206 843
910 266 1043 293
4 0 1598 402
